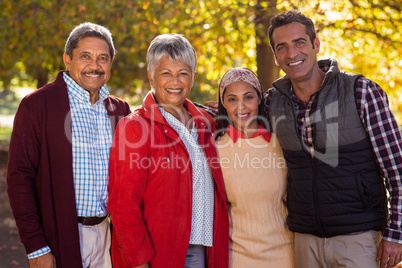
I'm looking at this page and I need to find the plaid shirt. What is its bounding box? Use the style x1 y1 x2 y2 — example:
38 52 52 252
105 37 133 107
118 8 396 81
265 76 402 243
64 72 112 217
28 73 112 259
289 89 319 157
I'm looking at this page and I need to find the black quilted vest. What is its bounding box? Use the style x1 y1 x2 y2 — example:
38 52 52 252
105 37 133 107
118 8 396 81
269 59 387 237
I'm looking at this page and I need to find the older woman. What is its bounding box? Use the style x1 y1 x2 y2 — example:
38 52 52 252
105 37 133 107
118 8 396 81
107 34 229 268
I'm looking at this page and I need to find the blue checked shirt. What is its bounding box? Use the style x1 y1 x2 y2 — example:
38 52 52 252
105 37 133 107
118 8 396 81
64 72 112 218
28 72 112 259
159 106 214 247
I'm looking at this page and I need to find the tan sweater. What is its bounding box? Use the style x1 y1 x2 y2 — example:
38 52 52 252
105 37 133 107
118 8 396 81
216 133 295 268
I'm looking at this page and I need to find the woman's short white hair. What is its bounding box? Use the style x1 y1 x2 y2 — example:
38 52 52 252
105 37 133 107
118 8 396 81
146 33 197 78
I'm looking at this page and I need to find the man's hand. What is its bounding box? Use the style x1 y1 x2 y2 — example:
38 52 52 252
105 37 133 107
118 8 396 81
204 101 218 109
377 240 402 268
28 252 56 268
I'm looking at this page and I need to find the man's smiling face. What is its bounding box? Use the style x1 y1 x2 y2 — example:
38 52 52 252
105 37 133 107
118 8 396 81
63 37 113 94
272 22 320 83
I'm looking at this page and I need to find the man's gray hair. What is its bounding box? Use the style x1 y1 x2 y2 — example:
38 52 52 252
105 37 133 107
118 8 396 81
64 22 116 59
146 33 197 77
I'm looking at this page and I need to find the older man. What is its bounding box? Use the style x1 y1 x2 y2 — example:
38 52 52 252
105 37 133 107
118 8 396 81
7 23 130 268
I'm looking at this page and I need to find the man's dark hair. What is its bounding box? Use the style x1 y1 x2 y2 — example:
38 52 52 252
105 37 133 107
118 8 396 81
64 22 116 59
268 10 317 55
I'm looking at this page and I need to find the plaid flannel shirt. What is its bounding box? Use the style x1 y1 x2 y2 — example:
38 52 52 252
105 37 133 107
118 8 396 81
265 76 402 243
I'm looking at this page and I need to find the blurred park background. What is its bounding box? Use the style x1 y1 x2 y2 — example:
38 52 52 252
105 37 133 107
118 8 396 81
0 0 401 267
1 0 401 128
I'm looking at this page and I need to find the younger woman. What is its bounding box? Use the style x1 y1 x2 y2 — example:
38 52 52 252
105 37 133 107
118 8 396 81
215 67 294 268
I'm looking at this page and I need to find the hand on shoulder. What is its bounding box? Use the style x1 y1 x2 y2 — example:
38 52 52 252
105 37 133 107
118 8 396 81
204 101 218 109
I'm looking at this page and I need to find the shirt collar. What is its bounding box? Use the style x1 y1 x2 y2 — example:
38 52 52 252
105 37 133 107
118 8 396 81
226 124 271 143
158 105 195 132
290 85 320 105
63 72 109 103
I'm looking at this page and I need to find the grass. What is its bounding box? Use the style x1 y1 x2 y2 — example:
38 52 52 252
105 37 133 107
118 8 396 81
0 91 21 144
0 127 12 142
0 91 19 116
0 126 11 151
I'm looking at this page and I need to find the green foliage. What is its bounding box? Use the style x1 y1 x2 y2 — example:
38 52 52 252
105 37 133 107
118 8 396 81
0 0 401 118
0 0 260 103
275 0 402 122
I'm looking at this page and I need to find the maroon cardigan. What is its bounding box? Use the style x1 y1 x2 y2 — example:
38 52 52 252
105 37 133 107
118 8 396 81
6 71 131 268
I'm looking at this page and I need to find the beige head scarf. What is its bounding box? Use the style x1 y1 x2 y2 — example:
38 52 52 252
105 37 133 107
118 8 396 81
219 67 262 103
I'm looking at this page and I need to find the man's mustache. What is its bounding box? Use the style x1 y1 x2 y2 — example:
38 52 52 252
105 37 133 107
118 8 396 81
82 70 105 75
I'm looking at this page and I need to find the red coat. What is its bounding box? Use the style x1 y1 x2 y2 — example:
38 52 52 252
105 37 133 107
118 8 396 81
7 71 131 268
108 92 229 268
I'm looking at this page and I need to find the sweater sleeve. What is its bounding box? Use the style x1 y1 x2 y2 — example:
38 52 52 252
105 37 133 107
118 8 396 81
107 115 155 266
6 98 49 254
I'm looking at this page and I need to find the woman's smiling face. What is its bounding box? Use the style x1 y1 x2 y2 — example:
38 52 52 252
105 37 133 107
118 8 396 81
222 81 261 133
148 54 193 109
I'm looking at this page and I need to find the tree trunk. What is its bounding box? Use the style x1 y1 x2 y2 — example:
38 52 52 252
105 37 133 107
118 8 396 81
36 69 48 89
2 81 11 93
255 0 280 92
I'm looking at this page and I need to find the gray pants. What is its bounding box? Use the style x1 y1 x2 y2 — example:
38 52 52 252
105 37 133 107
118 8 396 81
294 230 381 268
185 244 206 268
78 217 111 268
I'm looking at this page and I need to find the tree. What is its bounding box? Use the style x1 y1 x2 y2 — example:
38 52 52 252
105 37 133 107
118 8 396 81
0 0 263 103
280 0 402 120
0 0 401 120
255 0 280 91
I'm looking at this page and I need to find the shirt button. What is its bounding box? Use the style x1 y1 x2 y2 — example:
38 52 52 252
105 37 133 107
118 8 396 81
164 130 168 133
167 158 170 162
